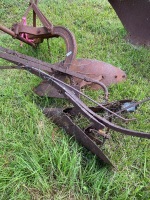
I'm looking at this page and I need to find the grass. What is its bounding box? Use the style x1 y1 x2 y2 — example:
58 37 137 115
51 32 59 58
0 0 150 199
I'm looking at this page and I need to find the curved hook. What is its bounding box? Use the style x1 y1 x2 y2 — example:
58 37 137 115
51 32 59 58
53 26 77 69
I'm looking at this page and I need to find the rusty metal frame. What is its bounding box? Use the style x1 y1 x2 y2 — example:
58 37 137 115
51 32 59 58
0 0 77 70
1 1 149 165
0 47 150 166
0 0 127 97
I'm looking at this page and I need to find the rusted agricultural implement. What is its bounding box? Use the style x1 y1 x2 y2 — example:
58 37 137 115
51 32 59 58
0 1 150 166
108 0 150 46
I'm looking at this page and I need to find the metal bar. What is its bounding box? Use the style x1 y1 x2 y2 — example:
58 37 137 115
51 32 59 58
14 26 56 41
33 10 36 27
0 25 16 38
0 25 35 47
33 0 38 27
0 65 23 69
108 98 150 118
31 3 53 31
16 26 49 36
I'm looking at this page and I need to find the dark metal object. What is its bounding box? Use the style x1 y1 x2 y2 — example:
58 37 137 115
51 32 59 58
33 58 126 98
0 48 149 136
108 0 150 46
43 107 113 165
0 25 36 47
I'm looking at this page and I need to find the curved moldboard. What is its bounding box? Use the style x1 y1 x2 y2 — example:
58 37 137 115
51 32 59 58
108 0 150 46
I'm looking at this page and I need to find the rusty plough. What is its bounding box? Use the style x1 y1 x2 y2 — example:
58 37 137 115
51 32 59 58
0 1 150 166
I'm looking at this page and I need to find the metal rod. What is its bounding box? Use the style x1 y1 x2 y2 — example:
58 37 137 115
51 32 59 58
107 98 150 119
0 25 35 47
33 1 38 27
0 25 15 38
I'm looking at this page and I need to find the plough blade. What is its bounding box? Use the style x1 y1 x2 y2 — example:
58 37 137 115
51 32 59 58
43 107 114 166
34 58 126 97
69 59 126 89
108 0 150 46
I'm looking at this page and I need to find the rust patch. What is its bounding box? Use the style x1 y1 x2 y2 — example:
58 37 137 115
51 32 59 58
70 59 126 89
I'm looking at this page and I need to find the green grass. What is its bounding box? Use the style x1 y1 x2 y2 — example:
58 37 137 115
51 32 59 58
0 0 150 199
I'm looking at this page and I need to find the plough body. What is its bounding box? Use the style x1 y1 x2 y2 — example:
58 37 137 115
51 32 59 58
0 1 149 166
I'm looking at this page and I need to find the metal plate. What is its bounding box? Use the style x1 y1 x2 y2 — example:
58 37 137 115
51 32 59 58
70 59 126 89
108 0 150 46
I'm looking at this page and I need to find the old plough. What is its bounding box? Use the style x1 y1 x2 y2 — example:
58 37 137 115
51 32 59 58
0 1 150 166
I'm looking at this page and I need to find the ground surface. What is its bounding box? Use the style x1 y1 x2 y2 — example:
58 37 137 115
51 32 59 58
0 0 150 199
